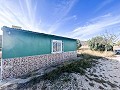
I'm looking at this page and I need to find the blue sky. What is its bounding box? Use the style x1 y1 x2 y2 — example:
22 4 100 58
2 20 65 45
0 0 120 40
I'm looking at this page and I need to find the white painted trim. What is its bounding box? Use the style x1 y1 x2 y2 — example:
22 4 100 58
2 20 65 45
0 31 3 80
51 40 63 53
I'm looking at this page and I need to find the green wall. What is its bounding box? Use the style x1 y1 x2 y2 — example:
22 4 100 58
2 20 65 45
63 39 77 52
2 27 77 59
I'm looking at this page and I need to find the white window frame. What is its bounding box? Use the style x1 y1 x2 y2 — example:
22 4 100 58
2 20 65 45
52 40 63 53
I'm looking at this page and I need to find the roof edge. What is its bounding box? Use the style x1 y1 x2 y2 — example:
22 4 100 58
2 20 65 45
1 26 76 40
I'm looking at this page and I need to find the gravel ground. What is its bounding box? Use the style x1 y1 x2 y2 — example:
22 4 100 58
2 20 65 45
42 56 120 90
71 56 120 90
0 56 120 90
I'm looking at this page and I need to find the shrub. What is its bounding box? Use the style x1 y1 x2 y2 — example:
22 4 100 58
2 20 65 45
88 36 113 51
77 39 82 49
105 44 113 51
43 54 99 81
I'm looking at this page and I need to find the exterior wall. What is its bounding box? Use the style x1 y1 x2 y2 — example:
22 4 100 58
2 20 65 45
2 51 77 79
1 26 77 79
2 27 77 59
63 39 77 52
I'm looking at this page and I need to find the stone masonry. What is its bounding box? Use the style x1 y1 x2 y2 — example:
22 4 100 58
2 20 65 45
1 51 77 79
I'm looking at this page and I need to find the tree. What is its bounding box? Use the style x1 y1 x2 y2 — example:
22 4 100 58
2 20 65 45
116 41 120 46
77 39 82 49
88 36 113 51
105 44 113 51
103 31 119 46
88 36 106 51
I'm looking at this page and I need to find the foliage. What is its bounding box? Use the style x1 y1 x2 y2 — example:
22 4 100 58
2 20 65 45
88 36 113 51
103 31 119 45
77 39 82 49
116 41 120 46
105 44 113 51
77 53 101 59
88 36 105 51
96 43 105 51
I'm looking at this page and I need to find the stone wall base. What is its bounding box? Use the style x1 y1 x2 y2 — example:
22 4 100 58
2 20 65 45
1 51 77 79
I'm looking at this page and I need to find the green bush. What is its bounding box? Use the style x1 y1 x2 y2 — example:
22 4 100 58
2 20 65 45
77 39 82 49
88 36 113 51
97 43 105 51
89 43 106 51
105 44 113 51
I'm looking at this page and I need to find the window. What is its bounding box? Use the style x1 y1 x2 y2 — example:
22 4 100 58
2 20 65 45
52 40 63 53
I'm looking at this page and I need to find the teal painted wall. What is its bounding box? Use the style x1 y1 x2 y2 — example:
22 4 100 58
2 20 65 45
63 39 77 52
2 27 77 59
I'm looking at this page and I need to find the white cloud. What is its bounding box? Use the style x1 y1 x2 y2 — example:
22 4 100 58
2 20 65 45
48 0 77 33
0 0 77 35
69 14 120 40
95 0 113 12
0 0 45 35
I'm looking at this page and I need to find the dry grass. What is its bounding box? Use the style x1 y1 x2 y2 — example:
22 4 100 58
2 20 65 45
78 49 115 57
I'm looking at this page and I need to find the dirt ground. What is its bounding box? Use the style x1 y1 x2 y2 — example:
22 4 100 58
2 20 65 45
42 55 120 90
72 55 120 90
0 55 120 90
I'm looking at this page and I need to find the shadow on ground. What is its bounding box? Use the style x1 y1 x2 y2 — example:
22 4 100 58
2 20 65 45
1 53 120 90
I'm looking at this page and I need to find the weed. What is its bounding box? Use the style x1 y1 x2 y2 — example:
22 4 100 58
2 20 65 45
89 83 94 87
43 54 99 81
62 77 71 82
99 86 104 89
77 53 101 59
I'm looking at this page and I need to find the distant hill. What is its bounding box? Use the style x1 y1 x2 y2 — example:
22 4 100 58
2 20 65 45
80 41 88 46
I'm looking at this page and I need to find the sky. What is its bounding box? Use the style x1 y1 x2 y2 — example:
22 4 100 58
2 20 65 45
0 0 120 40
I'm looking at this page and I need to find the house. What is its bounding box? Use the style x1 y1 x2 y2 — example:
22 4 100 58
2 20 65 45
1 26 77 79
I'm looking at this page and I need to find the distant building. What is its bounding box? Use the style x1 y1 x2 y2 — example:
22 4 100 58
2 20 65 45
1 26 77 79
